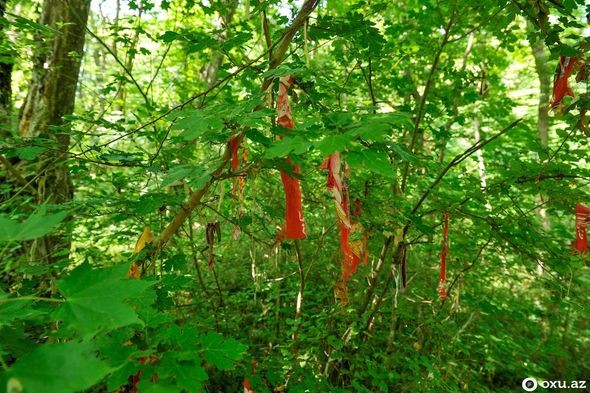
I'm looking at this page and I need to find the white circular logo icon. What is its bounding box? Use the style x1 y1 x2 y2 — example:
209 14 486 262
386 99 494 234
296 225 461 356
522 377 538 391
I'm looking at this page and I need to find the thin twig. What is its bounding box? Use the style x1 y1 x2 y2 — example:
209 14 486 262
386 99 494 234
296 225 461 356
357 235 393 317
407 118 522 225
441 237 491 307
0 155 37 195
359 55 377 113
447 5 508 43
401 9 456 192
85 26 151 107
202 203 273 247
187 215 209 296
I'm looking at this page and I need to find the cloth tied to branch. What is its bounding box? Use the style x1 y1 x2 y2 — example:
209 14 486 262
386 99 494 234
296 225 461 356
320 152 368 304
276 75 306 240
551 56 577 109
575 203 590 253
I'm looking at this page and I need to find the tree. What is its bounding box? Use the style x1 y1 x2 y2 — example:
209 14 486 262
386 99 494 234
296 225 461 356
0 0 11 131
0 0 589 391
18 0 90 265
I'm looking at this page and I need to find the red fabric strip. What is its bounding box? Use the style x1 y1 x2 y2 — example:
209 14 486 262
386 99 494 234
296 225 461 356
551 56 576 109
229 136 240 171
340 191 360 283
320 153 366 284
277 75 306 239
575 204 590 253
280 162 306 239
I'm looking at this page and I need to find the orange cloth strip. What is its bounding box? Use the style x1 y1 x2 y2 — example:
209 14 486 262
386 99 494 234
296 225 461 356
575 204 590 253
277 75 306 239
551 56 576 109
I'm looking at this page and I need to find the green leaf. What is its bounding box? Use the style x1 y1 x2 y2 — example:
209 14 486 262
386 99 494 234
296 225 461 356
262 65 302 79
172 362 208 392
9 14 53 34
54 262 154 338
138 379 178 393
130 193 170 215
237 108 274 128
99 150 144 163
348 121 390 142
347 149 393 177
106 361 141 391
0 299 46 327
264 136 311 159
315 134 354 156
347 112 412 142
172 109 224 140
0 208 70 242
159 353 208 392
12 146 46 160
245 129 271 145
221 31 253 51
390 143 419 163
197 331 246 371
6 341 111 393
161 164 211 188
161 165 193 187
324 111 353 127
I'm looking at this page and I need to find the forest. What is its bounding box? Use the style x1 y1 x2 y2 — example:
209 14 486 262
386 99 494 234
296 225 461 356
0 0 589 392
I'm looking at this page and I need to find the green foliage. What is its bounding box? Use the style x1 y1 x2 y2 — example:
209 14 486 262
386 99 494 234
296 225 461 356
1 0 590 392
197 331 247 371
0 208 70 242
54 262 153 338
5 341 111 393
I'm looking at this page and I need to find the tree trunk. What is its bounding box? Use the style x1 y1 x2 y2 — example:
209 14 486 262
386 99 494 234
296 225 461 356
531 38 550 150
18 0 90 264
200 0 239 87
0 0 12 134
531 37 551 232
473 118 492 210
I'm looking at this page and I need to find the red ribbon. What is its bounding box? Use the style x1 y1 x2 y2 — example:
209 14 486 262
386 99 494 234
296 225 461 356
320 152 367 285
438 211 449 300
575 204 590 253
229 136 240 171
276 76 306 239
551 56 576 109
340 190 360 283
244 378 255 393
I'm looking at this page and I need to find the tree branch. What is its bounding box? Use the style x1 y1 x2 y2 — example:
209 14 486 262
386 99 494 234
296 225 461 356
261 0 319 93
407 118 522 227
401 10 456 192
0 155 37 195
441 237 491 306
152 0 319 251
85 26 151 108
